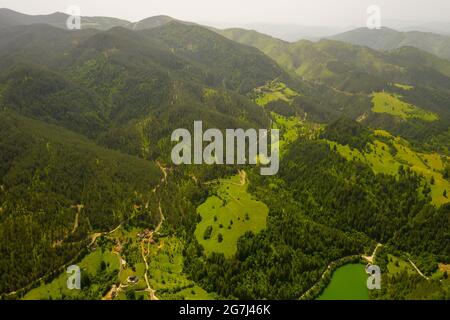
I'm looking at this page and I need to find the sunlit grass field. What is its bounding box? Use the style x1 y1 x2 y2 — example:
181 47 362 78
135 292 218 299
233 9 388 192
372 92 438 121
327 130 449 206
195 174 269 257
23 248 119 300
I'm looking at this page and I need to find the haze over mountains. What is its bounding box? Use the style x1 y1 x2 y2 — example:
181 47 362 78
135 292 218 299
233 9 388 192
329 27 450 61
2 7 450 58
0 7 449 300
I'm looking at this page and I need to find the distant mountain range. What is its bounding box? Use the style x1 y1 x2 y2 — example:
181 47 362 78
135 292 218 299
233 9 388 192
217 28 450 90
0 8 193 31
0 8 130 30
329 27 450 61
2 8 450 62
0 7 449 301
228 23 351 42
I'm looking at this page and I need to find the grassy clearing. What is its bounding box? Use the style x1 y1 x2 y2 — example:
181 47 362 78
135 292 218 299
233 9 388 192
148 237 190 292
386 254 417 276
327 130 450 206
272 113 323 156
203 87 218 99
195 174 269 257
147 236 215 300
105 227 149 291
393 83 414 91
23 225 213 300
371 92 438 121
254 81 299 107
109 228 213 300
23 248 119 300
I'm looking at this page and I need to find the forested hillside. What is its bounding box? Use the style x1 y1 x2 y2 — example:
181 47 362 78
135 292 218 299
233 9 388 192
0 10 448 300
0 112 161 293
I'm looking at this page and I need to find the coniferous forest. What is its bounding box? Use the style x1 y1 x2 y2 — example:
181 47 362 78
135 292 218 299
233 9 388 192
0 6 449 301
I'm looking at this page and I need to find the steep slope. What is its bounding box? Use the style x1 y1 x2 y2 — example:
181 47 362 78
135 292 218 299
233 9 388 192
219 27 450 92
143 22 285 93
0 23 283 159
1 10 449 301
218 27 450 152
0 111 161 294
0 24 98 70
0 64 109 137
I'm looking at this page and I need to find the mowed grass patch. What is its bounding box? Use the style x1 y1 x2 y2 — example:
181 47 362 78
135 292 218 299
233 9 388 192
371 92 438 121
195 174 269 257
327 130 450 206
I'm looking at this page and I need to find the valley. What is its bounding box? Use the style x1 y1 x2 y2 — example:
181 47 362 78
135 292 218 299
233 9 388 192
0 7 449 301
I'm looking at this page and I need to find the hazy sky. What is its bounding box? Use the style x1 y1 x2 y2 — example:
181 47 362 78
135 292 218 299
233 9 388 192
1 0 450 27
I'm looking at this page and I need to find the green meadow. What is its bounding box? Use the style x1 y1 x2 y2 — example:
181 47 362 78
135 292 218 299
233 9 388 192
143 236 215 300
195 174 269 257
254 81 299 107
105 227 214 300
327 130 449 206
23 248 119 300
386 254 417 276
272 113 323 156
371 92 438 121
23 222 215 300
393 83 414 91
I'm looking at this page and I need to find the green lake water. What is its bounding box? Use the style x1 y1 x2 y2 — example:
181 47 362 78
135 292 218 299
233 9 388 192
317 263 369 300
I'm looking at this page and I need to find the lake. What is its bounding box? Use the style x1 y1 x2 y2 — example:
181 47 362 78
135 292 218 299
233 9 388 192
317 263 369 300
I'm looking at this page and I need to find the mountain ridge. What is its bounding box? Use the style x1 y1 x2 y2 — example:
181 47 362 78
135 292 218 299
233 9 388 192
329 27 450 61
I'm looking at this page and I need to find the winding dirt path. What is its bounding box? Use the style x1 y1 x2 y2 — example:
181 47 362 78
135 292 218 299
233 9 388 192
408 259 430 280
139 162 167 300
140 241 158 300
70 204 83 234
157 161 168 184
